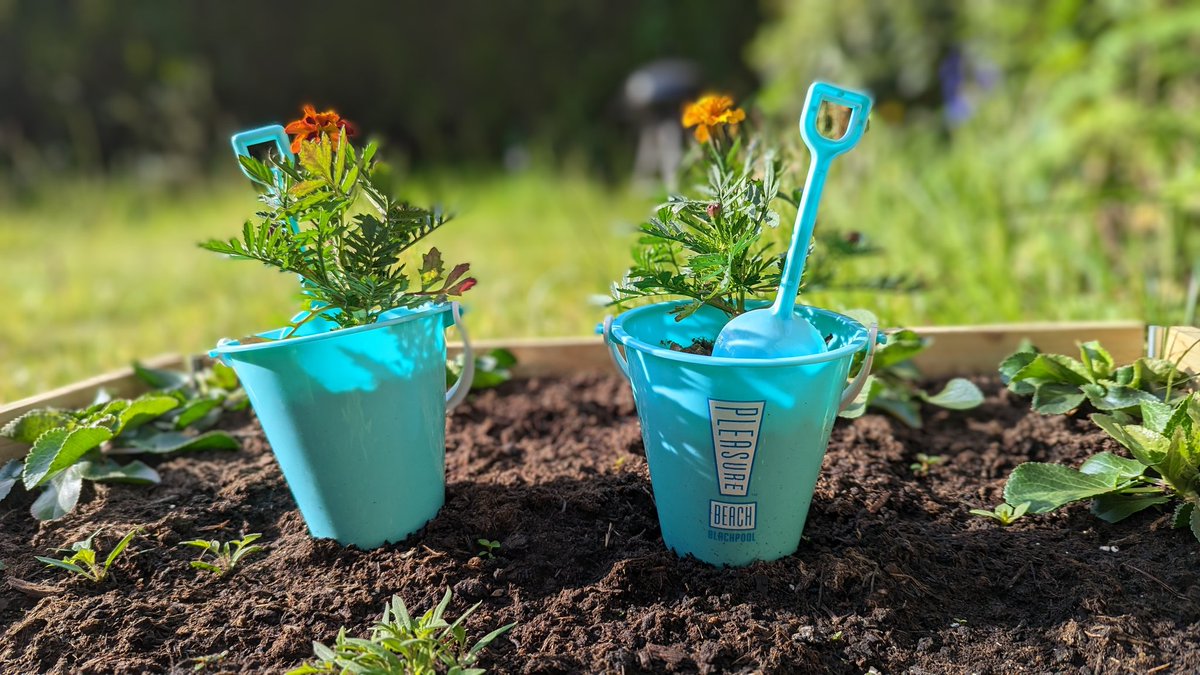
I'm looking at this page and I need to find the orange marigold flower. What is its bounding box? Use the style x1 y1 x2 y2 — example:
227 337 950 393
681 94 746 143
284 104 357 153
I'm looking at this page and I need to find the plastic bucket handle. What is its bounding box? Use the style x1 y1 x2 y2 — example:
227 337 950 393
214 301 475 413
444 302 474 412
602 315 877 414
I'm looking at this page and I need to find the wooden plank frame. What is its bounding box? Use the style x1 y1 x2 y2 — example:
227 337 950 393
0 320 1163 464
1158 325 1200 376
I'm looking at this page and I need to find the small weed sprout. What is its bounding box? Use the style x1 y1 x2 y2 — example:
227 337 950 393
477 539 500 559
289 588 516 675
909 453 946 476
970 502 1030 526
35 527 139 582
182 533 265 576
190 650 230 672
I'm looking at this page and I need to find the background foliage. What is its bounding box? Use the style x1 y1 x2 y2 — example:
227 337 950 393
2 0 1199 401
0 0 761 181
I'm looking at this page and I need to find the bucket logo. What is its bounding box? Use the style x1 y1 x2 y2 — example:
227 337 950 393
708 400 764 497
709 500 757 531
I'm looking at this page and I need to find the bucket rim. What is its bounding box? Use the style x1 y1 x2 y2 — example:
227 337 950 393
609 302 870 367
211 303 453 357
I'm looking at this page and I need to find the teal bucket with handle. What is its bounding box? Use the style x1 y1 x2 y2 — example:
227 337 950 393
210 302 474 550
603 302 878 567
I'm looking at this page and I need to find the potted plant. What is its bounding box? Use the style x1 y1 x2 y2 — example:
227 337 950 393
204 106 476 549
604 86 880 567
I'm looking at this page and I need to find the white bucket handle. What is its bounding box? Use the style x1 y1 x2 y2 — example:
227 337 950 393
839 323 879 412
445 302 474 412
602 315 632 381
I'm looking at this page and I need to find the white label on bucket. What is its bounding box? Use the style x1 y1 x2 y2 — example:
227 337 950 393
708 399 765 497
709 500 757 530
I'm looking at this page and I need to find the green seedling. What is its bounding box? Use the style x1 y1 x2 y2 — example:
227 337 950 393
1001 340 1190 416
35 527 139 583
1001 394 1200 542
910 453 946 476
477 539 501 559
182 533 266 576
289 588 516 675
969 501 1030 525
840 324 983 428
190 650 229 672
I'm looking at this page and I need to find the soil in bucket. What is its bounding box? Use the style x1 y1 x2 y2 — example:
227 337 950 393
1 375 1198 673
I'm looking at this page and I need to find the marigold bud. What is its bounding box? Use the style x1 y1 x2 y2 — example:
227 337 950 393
707 203 721 218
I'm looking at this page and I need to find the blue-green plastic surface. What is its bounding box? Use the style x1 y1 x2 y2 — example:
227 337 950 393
211 305 460 549
606 301 871 567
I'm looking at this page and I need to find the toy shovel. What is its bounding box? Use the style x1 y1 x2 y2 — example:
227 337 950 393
712 82 872 358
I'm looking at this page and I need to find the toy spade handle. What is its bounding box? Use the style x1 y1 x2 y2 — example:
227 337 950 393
445 302 475 412
773 82 873 319
230 124 304 289
231 125 294 184
799 82 872 157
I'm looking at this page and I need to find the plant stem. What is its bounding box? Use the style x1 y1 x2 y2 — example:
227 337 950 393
282 305 334 339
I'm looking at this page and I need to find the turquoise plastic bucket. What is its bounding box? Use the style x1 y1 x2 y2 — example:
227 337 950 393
210 303 474 550
604 302 877 567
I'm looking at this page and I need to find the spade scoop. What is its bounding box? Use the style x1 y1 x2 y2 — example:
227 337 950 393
712 82 872 359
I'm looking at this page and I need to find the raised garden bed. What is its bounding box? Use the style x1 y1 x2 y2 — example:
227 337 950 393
2 323 1198 673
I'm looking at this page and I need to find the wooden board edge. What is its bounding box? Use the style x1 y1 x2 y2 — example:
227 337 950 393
451 321 1147 380
1159 326 1200 376
0 321 1149 463
907 321 1145 379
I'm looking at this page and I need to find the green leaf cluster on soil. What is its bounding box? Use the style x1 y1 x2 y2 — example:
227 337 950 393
994 340 1200 541
840 323 984 428
1001 340 1189 415
289 588 515 675
0 361 243 520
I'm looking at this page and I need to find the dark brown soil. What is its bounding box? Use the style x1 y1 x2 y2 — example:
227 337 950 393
665 338 715 355
2 375 1199 674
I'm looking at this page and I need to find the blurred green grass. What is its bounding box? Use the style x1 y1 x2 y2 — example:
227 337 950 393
1 170 644 403
2 137 1186 402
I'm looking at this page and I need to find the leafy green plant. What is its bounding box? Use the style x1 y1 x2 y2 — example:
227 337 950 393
447 349 518 391
132 359 248 432
969 501 1030 526
1000 395 1200 541
476 539 500 559
289 588 516 675
202 116 474 337
841 327 984 427
0 363 240 521
35 527 139 582
181 533 266 576
909 453 945 476
612 139 787 320
1001 340 1189 416
612 96 910 324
